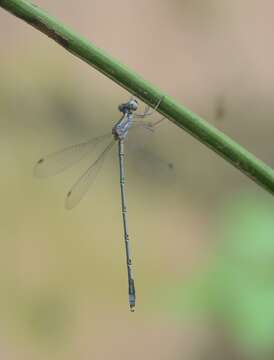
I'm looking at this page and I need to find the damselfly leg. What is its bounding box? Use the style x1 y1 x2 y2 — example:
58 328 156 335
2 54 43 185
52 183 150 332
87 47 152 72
133 95 164 118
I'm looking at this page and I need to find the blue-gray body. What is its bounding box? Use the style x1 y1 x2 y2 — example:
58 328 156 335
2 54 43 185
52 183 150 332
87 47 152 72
112 112 133 140
114 98 139 312
112 99 138 141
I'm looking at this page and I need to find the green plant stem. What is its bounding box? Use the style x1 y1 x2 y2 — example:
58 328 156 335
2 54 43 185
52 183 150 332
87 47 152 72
1 0 274 195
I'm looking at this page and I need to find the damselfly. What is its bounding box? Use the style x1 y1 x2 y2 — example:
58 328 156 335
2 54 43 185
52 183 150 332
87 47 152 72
34 98 164 312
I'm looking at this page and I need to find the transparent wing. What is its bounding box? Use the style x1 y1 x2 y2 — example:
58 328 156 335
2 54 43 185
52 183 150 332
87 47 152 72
34 133 112 178
128 121 174 171
65 140 116 210
131 121 155 132
131 117 166 130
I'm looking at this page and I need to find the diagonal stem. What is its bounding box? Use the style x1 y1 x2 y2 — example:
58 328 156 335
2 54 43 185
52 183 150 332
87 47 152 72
1 0 274 195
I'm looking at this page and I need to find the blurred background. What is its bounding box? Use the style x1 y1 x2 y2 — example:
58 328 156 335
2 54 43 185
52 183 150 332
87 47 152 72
0 0 274 359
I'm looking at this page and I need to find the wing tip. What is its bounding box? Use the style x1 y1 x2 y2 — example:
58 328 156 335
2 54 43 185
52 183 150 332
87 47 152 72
33 158 45 178
65 191 74 210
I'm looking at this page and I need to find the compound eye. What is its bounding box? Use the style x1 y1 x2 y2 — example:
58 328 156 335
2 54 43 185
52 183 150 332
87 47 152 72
131 99 138 110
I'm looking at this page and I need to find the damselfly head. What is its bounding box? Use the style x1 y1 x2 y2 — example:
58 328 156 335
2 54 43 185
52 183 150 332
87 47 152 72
128 99 138 111
119 99 138 113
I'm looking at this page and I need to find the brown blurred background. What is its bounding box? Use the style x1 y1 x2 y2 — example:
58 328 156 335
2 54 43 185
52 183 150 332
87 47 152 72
1 1 274 359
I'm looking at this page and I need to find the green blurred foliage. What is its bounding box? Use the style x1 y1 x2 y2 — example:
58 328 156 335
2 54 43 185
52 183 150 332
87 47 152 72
170 193 274 356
